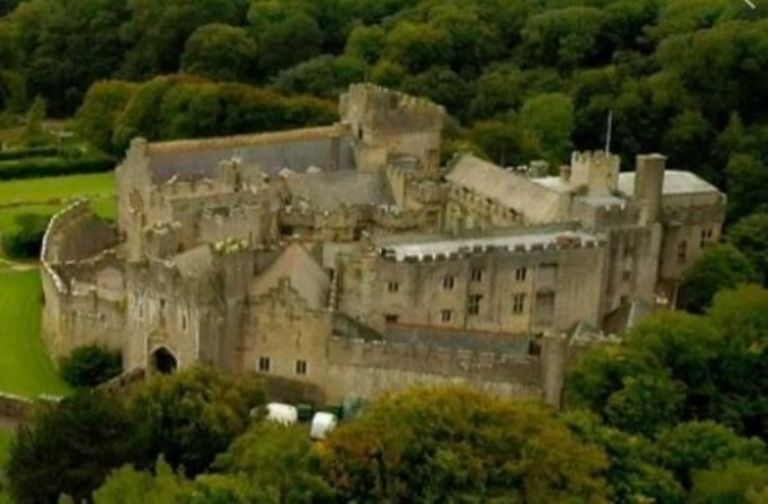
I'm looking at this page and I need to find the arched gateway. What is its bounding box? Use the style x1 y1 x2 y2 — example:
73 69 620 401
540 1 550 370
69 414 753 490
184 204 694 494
151 347 178 374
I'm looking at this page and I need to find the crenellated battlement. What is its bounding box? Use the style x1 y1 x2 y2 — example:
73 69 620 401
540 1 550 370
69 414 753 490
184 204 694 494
341 83 445 123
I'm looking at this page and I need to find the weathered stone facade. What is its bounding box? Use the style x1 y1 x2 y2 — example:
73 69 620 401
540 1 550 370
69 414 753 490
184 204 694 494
41 84 726 405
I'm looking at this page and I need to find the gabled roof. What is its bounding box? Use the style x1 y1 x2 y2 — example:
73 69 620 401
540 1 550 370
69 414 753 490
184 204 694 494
249 243 329 309
445 154 564 222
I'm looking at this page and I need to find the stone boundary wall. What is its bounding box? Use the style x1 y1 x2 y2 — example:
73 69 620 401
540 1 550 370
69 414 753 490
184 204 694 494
0 392 33 420
327 336 542 389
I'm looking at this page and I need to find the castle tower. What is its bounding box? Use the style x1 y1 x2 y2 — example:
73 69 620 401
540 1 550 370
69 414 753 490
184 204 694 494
634 154 666 224
570 151 621 197
339 84 445 172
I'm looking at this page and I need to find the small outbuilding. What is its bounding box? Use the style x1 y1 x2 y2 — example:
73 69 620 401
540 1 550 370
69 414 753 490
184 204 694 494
266 402 299 425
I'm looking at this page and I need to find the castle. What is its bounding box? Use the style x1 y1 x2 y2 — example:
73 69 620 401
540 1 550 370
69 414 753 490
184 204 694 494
40 84 726 405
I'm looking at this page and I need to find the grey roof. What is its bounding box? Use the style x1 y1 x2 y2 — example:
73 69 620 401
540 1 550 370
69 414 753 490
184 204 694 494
446 154 565 222
376 226 600 261
147 128 356 183
284 170 394 210
250 243 330 309
384 324 532 356
618 170 720 196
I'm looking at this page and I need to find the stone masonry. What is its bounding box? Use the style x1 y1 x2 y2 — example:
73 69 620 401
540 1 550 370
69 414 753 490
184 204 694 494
40 84 726 405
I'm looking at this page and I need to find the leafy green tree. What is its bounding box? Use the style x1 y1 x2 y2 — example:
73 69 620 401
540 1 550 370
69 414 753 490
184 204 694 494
467 65 526 119
468 118 540 166
563 410 684 503
729 213 768 285
272 55 365 99
726 153 768 221
603 373 686 437
344 24 385 64
678 244 760 313
382 21 451 73
248 1 323 76
690 460 768 504
654 421 768 489
181 23 257 82
321 386 608 502
215 422 334 502
76 80 138 153
92 458 192 504
6 391 138 504
522 7 606 70
520 92 574 163
23 95 46 140
59 344 123 388
128 366 264 476
1 212 50 259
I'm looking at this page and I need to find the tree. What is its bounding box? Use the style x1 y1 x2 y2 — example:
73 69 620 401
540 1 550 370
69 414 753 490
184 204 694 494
690 460 768 504
1 212 50 259
272 54 365 98
563 410 684 503
247 1 323 76
128 366 264 476
729 213 768 285
727 153 768 222
6 391 138 503
520 92 574 163
214 422 334 502
468 119 540 167
76 80 138 153
382 21 451 74
23 95 46 141
181 23 257 83
59 344 123 388
120 0 247 79
654 421 768 489
678 244 760 313
320 386 608 502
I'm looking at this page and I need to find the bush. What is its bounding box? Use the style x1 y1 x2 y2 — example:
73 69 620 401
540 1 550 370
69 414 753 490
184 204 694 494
0 147 57 161
0 155 115 181
59 344 123 388
0 212 50 259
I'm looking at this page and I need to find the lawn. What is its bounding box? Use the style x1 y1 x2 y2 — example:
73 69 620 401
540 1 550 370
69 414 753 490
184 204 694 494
0 270 70 398
0 172 114 207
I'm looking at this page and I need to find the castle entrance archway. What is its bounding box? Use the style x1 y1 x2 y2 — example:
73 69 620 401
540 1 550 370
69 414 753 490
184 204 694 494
151 347 177 374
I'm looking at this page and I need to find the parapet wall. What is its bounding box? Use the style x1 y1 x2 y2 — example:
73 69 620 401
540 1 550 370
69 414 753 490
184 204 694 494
325 336 542 401
340 83 445 132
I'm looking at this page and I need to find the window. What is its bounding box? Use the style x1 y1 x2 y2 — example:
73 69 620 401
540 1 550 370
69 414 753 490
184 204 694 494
468 294 483 315
515 267 527 282
677 240 688 263
622 270 632 281
258 356 271 372
441 309 454 322
471 267 484 282
535 292 556 326
443 275 456 290
387 281 399 293
385 314 400 324
295 360 307 376
181 314 187 330
700 228 714 248
512 294 526 314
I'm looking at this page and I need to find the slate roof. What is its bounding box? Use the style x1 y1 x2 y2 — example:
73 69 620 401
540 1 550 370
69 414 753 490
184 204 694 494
146 128 356 183
284 170 394 210
618 170 720 196
383 324 532 356
446 154 565 222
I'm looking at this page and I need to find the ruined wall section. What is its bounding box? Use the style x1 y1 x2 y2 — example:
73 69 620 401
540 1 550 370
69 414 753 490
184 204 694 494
41 200 124 358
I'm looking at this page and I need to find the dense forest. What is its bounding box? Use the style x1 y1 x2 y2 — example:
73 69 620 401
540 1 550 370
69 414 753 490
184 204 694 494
2 0 768 222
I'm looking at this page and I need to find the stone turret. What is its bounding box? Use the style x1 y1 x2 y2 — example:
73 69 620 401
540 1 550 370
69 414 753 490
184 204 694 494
634 154 666 224
340 83 445 172
570 151 620 197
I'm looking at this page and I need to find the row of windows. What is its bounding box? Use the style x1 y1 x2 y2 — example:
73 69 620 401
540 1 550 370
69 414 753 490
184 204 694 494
385 293 529 324
386 267 528 293
258 357 308 376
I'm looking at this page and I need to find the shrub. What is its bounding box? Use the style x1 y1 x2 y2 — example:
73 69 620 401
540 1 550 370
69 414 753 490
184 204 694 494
0 212 50 259
59 344 123 388
0 155 115 181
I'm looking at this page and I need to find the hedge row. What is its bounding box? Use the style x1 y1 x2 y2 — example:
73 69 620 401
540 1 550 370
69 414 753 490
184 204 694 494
0 155 116 181
0 147 58 161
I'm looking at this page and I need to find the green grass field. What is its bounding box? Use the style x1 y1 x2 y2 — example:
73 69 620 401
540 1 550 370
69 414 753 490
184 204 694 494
0 173 114 206
0 271 70 398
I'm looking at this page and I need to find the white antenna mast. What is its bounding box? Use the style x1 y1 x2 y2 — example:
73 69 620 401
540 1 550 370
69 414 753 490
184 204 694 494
605 110 614 153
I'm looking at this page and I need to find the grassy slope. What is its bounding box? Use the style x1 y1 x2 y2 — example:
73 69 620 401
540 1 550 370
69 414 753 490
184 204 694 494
0 172 114 206
0 271 69 398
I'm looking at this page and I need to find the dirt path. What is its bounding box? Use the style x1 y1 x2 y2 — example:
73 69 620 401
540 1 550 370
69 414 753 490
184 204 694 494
0 257 37 272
